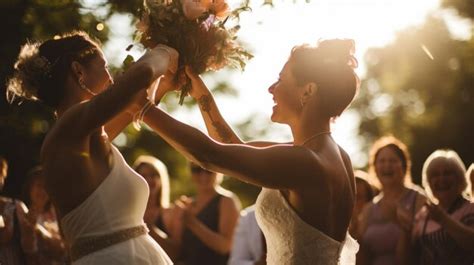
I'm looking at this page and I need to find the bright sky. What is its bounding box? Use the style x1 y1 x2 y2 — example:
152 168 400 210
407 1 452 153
98 0 471 167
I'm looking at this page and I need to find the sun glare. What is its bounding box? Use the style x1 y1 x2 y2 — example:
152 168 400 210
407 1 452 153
102 0 446 167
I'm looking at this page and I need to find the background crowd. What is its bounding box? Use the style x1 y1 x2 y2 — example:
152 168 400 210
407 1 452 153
1 134 473 264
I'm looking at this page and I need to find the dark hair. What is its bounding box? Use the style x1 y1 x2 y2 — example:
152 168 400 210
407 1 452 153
289 39 359 118
7 31 100 108
354 170 377 202
368 136 412 188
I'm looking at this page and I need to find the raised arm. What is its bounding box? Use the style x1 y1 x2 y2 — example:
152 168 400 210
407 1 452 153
142 106 320 189
187 67 243 144
58 46 178 139
186 69 289 147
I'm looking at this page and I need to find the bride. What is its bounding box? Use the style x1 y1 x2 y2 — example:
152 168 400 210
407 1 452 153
7 31 177 264
141 39 360 264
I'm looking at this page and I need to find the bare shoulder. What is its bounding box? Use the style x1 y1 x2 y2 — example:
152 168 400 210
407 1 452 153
217 188 241 211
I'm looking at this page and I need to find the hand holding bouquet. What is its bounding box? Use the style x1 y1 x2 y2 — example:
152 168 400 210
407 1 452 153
136 0 253 104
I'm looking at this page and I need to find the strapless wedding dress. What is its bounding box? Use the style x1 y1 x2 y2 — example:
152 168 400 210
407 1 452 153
255 188 358 265
60 145 172 264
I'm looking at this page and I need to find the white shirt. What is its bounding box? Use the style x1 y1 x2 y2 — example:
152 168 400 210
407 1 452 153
228 205 264 265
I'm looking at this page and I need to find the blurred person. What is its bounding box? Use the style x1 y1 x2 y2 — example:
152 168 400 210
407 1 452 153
349 170 377 240
7 31 178 264
400 149 474 265
228 205 266 265
0 156 32 264
21 166 67 264
133 155 180 260
175 163 241 265
357 136 426 265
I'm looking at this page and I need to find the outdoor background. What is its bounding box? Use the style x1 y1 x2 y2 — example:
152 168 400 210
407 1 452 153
1 0 473 207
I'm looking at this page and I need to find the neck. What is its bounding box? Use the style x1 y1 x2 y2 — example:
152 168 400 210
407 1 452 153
439 194 462 211
196 187 217 201
291 114 331 145
56 80 93 118
382 184 406 198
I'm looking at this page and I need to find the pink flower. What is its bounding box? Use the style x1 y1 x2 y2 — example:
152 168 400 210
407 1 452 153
182 0 208 20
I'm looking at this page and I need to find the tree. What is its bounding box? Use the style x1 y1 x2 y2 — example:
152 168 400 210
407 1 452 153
0 0 258 205
353 15 474 182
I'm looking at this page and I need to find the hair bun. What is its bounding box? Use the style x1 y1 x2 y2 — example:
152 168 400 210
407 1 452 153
7 42 51 103
318 39 358 69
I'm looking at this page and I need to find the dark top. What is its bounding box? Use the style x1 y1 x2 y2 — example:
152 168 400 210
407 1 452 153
414 198 474 265
180 194 228 265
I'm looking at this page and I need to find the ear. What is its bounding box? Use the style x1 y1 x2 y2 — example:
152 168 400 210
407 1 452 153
71 61 85 81
301 82 318 106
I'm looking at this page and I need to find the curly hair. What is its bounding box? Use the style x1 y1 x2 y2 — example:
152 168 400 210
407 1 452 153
7 31 100 108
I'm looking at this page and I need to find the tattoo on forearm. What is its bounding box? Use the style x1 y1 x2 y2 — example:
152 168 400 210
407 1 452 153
198 95 233 143
213 122 233 143
198 95 211 112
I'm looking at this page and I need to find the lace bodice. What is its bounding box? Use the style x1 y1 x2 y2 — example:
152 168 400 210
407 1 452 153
255 188 358 265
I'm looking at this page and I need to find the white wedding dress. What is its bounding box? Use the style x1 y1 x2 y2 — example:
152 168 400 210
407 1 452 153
60 145 173 265
255 188 359 265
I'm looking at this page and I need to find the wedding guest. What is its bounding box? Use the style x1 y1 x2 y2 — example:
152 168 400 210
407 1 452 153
349 170 377 240
141 39 360 264
133 155 180 260
228 205 266 265
175 163 240 265
0 156 32 264
7 31 178 264
357 136 426 265
22 166 67 264
401 149 474 265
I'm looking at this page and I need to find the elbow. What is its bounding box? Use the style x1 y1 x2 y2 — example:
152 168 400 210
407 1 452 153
188 138 221 170
216 241 232 255
131 62 156 89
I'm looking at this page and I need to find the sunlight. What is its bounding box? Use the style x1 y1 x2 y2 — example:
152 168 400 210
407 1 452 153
100 0 457 167
215 0 441 166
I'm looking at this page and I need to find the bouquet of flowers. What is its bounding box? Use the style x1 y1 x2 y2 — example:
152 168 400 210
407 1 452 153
135 0 253 104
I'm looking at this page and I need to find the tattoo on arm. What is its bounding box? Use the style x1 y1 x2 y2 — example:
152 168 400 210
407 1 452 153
213 122 233 143
198 95 212 112
198 95 233 143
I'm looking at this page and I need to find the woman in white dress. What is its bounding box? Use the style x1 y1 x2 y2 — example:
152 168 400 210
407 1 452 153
141 39 360 264
7 31 178 264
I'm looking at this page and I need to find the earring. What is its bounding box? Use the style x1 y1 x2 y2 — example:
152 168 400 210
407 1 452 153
300 99 305 108
78 78 87 89
78 78 96 96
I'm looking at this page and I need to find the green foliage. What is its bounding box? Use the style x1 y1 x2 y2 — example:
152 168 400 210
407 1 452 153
353 16 474 182
0 0 258 204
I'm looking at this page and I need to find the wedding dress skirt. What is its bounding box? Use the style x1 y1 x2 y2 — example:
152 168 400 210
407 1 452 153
255 188 358 265
60 145 172 264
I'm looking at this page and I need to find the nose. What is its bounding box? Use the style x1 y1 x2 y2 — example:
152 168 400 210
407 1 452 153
268 82 276 94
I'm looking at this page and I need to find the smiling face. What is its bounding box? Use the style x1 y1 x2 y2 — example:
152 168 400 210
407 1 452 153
268 60 304 125
81 51 113 95
374 146 406 188
427 157 463 204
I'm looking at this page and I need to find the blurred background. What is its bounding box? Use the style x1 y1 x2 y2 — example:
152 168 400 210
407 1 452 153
1 0 473 207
